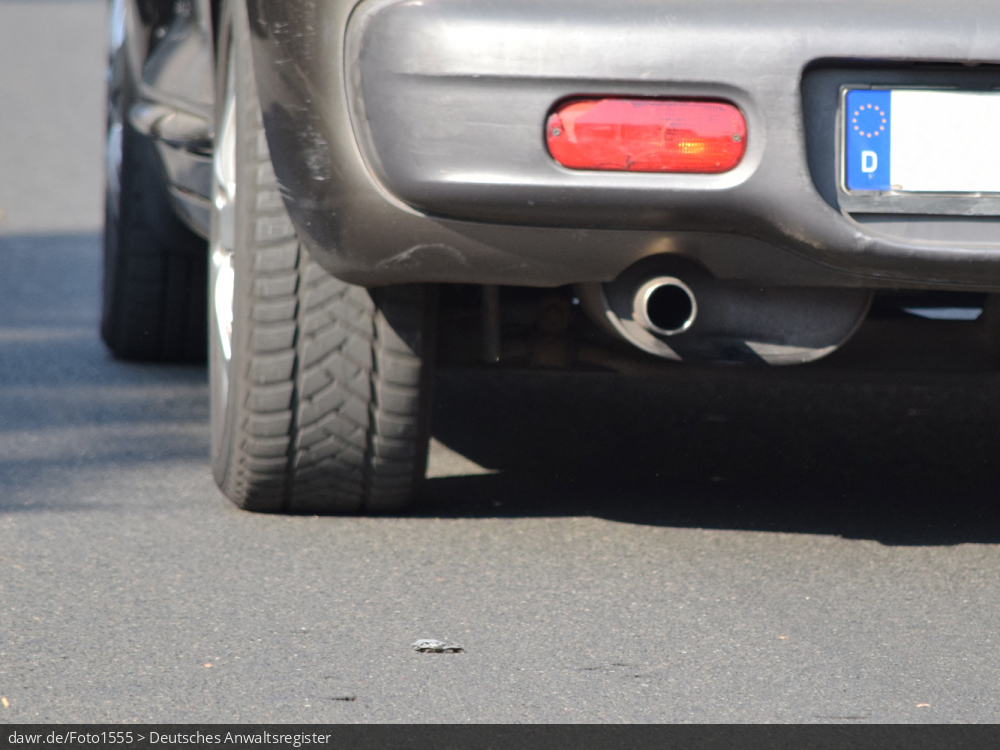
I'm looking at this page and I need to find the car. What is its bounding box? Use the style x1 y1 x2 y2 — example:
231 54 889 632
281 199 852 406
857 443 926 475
103 0 1000 513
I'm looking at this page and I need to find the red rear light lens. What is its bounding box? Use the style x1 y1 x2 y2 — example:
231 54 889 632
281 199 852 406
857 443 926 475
546 98 747 173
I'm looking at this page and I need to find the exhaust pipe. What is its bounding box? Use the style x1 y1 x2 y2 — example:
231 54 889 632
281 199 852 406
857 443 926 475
634 277 697 336
577 261 706 362
577 255 872 364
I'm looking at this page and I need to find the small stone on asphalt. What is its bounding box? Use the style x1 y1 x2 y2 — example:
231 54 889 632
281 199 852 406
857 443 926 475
412 639 464 653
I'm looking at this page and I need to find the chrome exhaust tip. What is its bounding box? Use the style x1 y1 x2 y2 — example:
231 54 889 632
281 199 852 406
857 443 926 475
634 277 697 336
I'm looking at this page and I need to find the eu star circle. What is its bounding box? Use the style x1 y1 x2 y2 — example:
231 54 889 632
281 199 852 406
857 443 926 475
851 103 887 139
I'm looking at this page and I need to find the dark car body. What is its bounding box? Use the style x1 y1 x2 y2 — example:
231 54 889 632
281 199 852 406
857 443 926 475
124 0 1000 369
243 0 1000 290
131 0 1000 286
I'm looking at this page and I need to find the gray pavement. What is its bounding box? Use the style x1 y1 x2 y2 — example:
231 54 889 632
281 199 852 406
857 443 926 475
0 0 104 236
2 0 1000 724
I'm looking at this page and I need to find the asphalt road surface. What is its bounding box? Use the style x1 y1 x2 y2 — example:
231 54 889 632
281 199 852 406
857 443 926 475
3 0 1000 724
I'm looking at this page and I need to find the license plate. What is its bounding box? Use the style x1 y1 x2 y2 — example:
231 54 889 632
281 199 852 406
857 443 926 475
844 88 1000 193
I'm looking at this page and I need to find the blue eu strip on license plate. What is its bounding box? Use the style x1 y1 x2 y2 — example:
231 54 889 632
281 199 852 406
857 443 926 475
844 90 892 191
845 88 1000 194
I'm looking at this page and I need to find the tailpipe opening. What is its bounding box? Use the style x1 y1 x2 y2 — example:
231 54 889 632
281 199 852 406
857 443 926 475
635 277 697 336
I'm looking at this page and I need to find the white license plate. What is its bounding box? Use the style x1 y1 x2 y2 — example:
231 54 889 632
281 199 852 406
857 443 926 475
844 88 1000 193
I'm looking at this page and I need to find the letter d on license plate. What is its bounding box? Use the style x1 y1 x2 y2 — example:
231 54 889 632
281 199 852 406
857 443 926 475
845 88 1000 194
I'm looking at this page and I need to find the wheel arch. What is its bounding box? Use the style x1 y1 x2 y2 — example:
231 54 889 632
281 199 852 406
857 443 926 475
119 0 217 238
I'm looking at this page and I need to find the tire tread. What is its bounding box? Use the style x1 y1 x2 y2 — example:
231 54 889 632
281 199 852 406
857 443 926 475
214 11 431 513
101 124 208 363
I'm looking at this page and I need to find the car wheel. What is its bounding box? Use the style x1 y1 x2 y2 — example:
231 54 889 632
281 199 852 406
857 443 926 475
209 0 436 513
100 0 208 362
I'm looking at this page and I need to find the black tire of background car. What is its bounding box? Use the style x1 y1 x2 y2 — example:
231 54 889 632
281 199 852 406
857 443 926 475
101 60 208 362
210 0 435 513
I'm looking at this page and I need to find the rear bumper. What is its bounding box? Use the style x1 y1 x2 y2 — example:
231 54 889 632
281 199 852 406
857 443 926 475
250 0 1000 289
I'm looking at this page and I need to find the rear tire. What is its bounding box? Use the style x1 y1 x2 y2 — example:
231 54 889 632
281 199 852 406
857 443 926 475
209 0 435 513
101 5 207 362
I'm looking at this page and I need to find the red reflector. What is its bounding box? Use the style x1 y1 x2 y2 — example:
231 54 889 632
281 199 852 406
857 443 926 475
546 98 747 173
